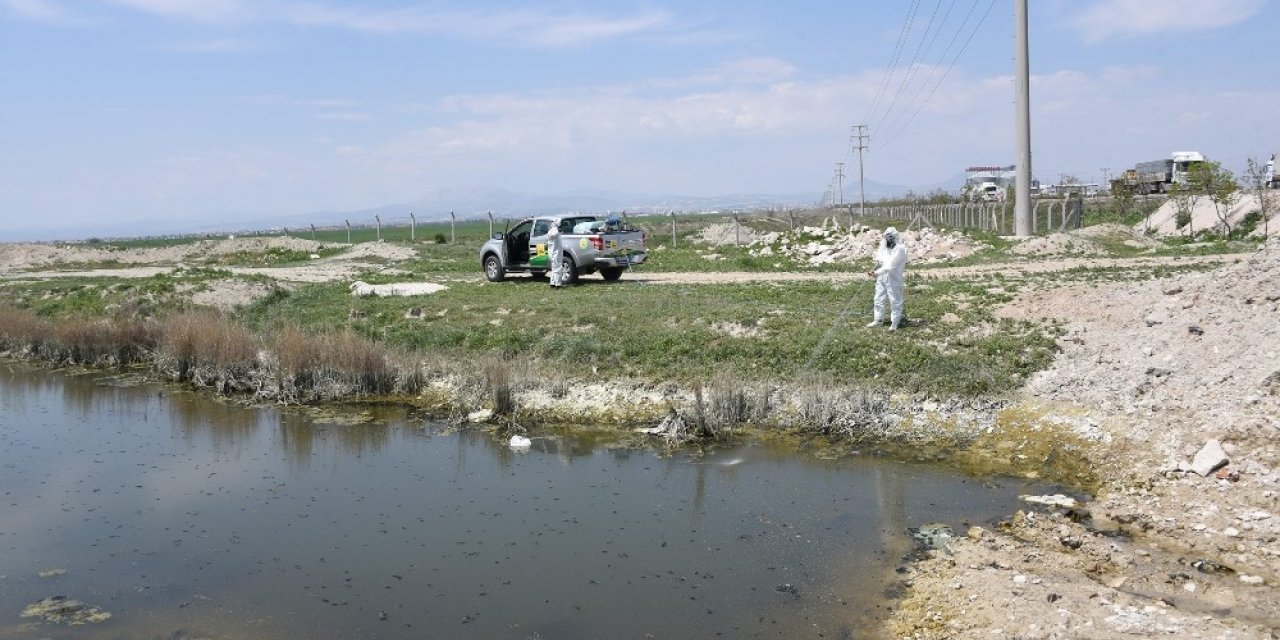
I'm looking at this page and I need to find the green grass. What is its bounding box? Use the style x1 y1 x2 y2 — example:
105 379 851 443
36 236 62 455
237 275 1056 397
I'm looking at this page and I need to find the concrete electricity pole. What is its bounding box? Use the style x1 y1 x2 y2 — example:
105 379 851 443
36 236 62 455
1014 0 1032 237
852 125 869 219
835 162 845 206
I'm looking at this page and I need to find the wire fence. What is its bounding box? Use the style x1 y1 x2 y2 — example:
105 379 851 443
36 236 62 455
839 197 1084 234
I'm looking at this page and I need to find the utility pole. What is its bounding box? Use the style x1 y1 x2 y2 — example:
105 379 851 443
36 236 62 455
1014 0 1032 236
852 124 869 218
834 162 845 206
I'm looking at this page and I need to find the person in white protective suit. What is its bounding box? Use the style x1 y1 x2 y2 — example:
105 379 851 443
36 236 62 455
547 224 565 287
866 227 908 330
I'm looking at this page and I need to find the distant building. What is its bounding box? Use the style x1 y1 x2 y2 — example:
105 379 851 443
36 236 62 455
963 165 1040 200
965 165 1017 190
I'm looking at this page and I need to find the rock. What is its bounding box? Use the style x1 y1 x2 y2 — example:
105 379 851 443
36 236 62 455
909 523 956 554
1187 324 1204 336
507 435 531 449
466 408 494 423
1192 559 1234 575
404 307 424 319
1162 285 1184 295
1213 467 1240 481
1239 574 1265 585
1190 439 1229 476
967 526 988 541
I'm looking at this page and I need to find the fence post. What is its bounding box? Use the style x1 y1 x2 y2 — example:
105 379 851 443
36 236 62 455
488 211 493 237
789 211 795 231
310 223 316 241
375 215 381 242
345 219 351 244
450 211 456 244
409 211 416 242
733 213 741 246
670 211 677 248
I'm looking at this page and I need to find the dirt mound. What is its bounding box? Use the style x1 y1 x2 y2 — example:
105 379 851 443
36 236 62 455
1141 194 1279 238
894 237 1280 640
692 221 779 247
746 225 984 266
0 236 425 274
205 236 325 256
331 242 418 262
1009 223 1163 256
1014 236 1279 436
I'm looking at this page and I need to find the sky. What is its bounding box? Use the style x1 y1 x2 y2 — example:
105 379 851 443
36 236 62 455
2 0 1278 238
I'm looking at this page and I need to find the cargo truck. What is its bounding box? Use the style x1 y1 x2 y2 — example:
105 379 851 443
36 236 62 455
1113 151 1206 195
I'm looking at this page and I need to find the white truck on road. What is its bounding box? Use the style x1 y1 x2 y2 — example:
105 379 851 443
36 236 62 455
480 215 647 283
1118 151 1206 194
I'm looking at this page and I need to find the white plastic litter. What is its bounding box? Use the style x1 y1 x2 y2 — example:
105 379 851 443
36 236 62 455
1019 494 1080 509
508 435 532 448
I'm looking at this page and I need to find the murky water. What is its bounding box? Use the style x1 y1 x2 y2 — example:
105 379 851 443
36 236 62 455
0 365 1053 639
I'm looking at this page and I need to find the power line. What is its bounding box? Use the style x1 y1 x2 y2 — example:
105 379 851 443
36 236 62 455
878 0 998 150
870 0 947 136
875 0 971 139
864 0 922 126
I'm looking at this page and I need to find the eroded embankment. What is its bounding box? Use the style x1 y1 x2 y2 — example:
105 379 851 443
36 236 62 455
886 238 1280 640
0 303 1104 493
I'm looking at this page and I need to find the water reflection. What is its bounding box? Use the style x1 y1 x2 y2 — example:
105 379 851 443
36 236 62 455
0 365 1056 640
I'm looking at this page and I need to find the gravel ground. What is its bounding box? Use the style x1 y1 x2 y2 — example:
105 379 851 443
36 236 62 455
888 237 1280 639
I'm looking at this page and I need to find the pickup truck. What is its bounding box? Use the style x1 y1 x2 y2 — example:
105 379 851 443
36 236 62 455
480 215 647 283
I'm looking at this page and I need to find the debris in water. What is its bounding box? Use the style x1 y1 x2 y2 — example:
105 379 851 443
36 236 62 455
909 523 956 554
508 435 531 448
37 568 67 578
22 596 112 625
1019 494 1080 509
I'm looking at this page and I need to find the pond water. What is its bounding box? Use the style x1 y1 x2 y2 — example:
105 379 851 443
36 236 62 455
0 365 1052 639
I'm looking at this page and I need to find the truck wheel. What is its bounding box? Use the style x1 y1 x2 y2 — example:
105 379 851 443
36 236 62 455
483 254 505 282
561 256 579 285
600 267 624 281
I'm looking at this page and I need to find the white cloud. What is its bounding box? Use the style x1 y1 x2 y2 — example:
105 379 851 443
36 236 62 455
103 0 249 22
1071 0 1265 41
283 5 681 48
2 0 88 24
88 0 688 47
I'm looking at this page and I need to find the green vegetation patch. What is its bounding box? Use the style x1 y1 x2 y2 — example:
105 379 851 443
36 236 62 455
239 276 1057 397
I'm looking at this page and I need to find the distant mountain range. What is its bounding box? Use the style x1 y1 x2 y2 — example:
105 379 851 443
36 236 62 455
7 177 970 242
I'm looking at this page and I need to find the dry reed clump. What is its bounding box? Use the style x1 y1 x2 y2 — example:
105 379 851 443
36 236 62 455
267 327 400 402
790 382 893 441
484 360 515 415
54 318 159 365
703 376 776 429
157 310 257 391
0 306 54 354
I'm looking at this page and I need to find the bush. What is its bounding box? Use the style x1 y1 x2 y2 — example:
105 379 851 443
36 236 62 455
434 233 447 244
1175 211 1192 230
